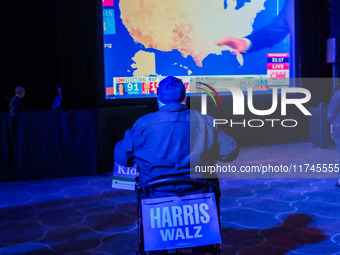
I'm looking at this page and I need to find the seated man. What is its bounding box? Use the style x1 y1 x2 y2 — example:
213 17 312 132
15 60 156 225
114 76 239 197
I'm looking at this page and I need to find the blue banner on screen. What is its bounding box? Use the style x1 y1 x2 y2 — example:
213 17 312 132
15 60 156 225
103 0 295 99
112 161 137 191
103 9 116 35
141 193 221 251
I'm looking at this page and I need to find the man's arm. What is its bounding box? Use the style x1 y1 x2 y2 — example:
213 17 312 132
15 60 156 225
245 3 290 53
217 0 292 54
216 37 250 55
216 129 239 162
52 97 61 110
114 129 135 167
327 92 340 124
200 114 239 163
9 99 26 115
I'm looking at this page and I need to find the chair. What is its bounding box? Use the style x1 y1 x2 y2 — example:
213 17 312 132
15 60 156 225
136 177 221 255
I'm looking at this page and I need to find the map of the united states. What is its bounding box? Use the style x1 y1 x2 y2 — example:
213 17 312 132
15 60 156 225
119 0 268 71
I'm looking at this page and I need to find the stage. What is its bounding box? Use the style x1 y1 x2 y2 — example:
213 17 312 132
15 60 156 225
1 143 340 254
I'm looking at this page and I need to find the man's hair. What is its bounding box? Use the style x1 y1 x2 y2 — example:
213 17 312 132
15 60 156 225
15 86 25 96
157 76 186 104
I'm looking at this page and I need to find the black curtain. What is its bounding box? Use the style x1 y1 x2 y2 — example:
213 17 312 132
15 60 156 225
0 107 148 181
0 0 60 111
329 0 340 92
0 110 98 181
0 0 103 112
57 0 104 111
330 0 340 38
298 0 331 78
297 0 333 105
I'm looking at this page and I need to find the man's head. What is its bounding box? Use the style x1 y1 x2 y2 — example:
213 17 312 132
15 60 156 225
157 76 186 105
15 87 25 99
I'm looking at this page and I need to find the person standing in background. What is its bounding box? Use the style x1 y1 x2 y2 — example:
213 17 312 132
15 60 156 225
52 85 62 110
327 90 340 187
9 86 27 116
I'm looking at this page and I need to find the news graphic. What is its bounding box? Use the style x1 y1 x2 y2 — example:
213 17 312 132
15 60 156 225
102 0 114 7
267 53 290 83
103 9 116 35
103 0 294 99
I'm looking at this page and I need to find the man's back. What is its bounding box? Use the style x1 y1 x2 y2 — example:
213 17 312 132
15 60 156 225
114 103 238 185
9 96 26 116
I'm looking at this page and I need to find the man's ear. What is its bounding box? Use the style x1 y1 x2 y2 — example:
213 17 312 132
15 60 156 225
180 96 187 105
158 99 165 109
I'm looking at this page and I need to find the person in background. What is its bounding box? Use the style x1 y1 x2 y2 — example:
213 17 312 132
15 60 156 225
327 90 340 187
52 85 62 110
117 83 129 96
9 86 27 116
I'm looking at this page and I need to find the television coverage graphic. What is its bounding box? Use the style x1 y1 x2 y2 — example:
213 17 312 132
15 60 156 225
102 0 114 7
103 0 294 99
103 10 116 35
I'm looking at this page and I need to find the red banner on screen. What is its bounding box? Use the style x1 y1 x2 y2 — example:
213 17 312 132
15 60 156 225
255 85 269 91
267 53 289 58
267 63 290 70
102 0 114 7
106 87 114 95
